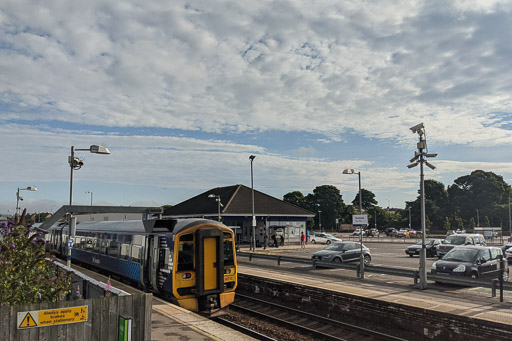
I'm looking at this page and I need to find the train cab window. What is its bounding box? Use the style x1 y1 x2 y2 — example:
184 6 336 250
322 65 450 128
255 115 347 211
100 241 109 255
120 244 130 260
131 245 143 263
224 240 234 266
108 241 119 257
177 234 194 271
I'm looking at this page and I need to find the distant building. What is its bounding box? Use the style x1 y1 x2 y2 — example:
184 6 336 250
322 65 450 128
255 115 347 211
163 184 315 245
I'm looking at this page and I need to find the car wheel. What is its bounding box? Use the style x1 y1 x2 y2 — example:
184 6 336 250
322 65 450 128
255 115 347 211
312 240 316 244
363 254 371 266
333 257 342 263
409 254 413 257
326 240 331 245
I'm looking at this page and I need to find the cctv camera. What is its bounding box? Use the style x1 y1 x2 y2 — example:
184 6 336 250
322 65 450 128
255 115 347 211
409 123 424 134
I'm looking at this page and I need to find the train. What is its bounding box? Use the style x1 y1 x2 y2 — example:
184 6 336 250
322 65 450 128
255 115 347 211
45 218 237 315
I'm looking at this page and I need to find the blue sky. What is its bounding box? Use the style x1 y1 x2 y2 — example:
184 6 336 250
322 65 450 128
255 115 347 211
1 1 512 216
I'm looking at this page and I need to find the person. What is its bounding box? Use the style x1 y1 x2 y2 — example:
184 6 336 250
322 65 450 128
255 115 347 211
300 232 306 249
272 234 278 248
280 234 284 246
264 233 268 250
306 230 310 243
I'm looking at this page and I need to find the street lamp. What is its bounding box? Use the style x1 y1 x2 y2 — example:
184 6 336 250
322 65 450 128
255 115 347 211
85 191 93 206
16 186 37 215
249 155 256 251
476 209 480 227
343 168 364 278
208 194 223 222
407 123 437 290
68 145 110 267
317 209 322 232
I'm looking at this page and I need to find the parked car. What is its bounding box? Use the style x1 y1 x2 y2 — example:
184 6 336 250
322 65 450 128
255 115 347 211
408 229 417 236
405 238 443 257
504 243 512 264
352 229 367 237
396 229 410 238
431 246 509 282
385 228 397 237
310 233 342 245
367 228 379 237
311 241 371 265
436 233 486 259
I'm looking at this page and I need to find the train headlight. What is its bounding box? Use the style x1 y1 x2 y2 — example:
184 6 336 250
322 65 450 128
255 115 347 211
224 268 231 274
182 273 192 279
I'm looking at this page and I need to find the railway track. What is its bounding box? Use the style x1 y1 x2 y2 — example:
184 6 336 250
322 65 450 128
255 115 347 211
230 293 408 341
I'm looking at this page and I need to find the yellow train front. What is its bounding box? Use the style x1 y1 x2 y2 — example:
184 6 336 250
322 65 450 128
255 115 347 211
168 219 237 315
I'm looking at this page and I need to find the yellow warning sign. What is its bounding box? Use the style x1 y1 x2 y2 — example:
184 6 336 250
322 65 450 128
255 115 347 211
19 312 37 328
17 306 88 329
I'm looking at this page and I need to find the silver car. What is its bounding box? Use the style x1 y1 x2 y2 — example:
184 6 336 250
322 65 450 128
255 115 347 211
310 233 342 245
311 242 371 265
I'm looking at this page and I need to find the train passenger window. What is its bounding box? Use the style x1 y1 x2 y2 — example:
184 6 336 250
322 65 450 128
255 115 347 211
109 241 119 257
86 238 93 250
120 244 130 260
224 239 234 266
100 241 109 255
177 236 194 271
79 238 86 250
131 245 143 263
93 239 100 253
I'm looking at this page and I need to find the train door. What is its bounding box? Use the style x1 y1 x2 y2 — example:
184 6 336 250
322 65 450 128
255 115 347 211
195 228 224 295
147 236 159 292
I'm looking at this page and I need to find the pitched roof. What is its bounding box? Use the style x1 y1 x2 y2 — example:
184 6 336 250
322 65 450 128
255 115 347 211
163 184 315 217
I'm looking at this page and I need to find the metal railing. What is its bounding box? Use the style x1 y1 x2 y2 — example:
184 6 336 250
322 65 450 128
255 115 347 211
237 252 512 302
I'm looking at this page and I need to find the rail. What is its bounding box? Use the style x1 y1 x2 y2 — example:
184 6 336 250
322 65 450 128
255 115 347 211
237 251 512 301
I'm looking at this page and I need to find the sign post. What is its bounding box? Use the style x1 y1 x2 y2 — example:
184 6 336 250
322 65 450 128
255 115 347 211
352 214 368 278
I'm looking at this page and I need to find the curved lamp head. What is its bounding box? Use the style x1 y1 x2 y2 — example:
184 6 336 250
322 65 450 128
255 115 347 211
249 155 256 161
343 169 355 174
25 186 37 191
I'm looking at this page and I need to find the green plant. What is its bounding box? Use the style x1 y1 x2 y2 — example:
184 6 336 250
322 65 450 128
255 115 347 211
0 210 71 306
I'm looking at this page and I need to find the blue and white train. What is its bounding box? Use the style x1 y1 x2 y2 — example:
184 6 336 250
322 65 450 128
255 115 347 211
45 218 237 314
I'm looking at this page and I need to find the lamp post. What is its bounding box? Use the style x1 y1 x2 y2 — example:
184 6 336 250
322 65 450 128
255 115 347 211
249 155 256 251
318 209 322 232
16 186 37 215
85 191 93 206
68 145 110 267
208 194 222 222
343 168 364 278
408 207 412 230
407 123 437 290
476 209 480 227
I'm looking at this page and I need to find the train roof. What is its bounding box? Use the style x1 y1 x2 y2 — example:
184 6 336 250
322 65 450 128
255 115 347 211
48 218 226 235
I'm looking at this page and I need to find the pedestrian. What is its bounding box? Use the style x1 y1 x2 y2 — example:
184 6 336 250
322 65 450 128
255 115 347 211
272 234 278 248
300 232 306 249
306 230 310 243
280 234 284 246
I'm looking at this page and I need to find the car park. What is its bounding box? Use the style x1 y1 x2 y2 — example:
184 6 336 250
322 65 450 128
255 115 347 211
396 228 410 238
385 228 397 237
311 241 371 265
431 246 509 281
405 238 443 257
436 233 486 259
310 232 342 245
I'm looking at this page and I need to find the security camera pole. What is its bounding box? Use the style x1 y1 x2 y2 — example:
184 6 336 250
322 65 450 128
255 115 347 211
407 123 437 289
249 155 256 251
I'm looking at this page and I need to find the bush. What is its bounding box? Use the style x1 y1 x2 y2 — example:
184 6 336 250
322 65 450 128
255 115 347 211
0 210 71 306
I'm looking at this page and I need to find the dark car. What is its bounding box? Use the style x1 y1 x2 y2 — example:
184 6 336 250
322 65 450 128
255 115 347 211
436 233 486 259
405 238 442 257
311 241 371 266
385 228 397 237
431 246 509 281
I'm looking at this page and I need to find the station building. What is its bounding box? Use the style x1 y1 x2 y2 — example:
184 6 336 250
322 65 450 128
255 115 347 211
162 184 315 246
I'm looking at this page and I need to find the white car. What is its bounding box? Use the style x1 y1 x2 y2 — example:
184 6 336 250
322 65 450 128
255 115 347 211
310 233 342 245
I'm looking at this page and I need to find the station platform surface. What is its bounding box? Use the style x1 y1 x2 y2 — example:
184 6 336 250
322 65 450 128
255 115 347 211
237 244 512 326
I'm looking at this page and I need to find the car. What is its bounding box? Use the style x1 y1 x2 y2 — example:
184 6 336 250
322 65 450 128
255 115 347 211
436 233 486 259
504 244 512 264
385 228 397 237
396 229 410 238
431 246 509 282
310 233 342 245
405 238 443 257
352 229 367 237
408 229 417 236
311 241 371 266
367 228 379 237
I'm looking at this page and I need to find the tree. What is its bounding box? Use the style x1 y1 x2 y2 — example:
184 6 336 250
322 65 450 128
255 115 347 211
408 179 449 230
484 216 491 227
0 211 72 306
444 217 451 232
283 191 306 208
351 188 378 210
312 185 346 231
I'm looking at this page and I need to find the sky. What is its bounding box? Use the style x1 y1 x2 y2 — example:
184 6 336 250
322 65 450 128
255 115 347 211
1 0 512 216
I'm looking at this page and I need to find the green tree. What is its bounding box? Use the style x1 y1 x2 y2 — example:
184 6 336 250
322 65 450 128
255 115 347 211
283 191 306 208
408 179 448 230
444 217 451 232
351 188 378 210
312 185 346 231
0 211 72 306
469 217 476 229
484 216 491 227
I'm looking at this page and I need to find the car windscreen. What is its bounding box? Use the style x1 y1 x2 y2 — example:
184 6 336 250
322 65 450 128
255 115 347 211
324 243 344 251
442 248 479 262
324 234 334 239
444 236 466 245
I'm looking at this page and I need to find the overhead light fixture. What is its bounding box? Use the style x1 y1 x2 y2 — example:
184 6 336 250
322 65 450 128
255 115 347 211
410 123 424 134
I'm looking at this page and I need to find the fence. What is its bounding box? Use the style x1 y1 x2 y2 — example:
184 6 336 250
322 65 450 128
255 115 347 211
238 252 512 301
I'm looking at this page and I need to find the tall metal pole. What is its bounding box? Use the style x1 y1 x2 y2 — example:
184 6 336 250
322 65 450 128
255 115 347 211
419 149 427 289
476 209 480 227
250 155 256 251
68 146 75 268
16 187 20 215
319 210 322 232
217 196 221 222
508 194 511 236
408 207 412 229
358 172 364 278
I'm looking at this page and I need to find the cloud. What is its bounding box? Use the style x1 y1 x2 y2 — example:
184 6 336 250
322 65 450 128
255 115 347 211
0 0 511 146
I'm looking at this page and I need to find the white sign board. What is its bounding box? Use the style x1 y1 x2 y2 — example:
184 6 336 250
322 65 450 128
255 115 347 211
352 215 368 226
